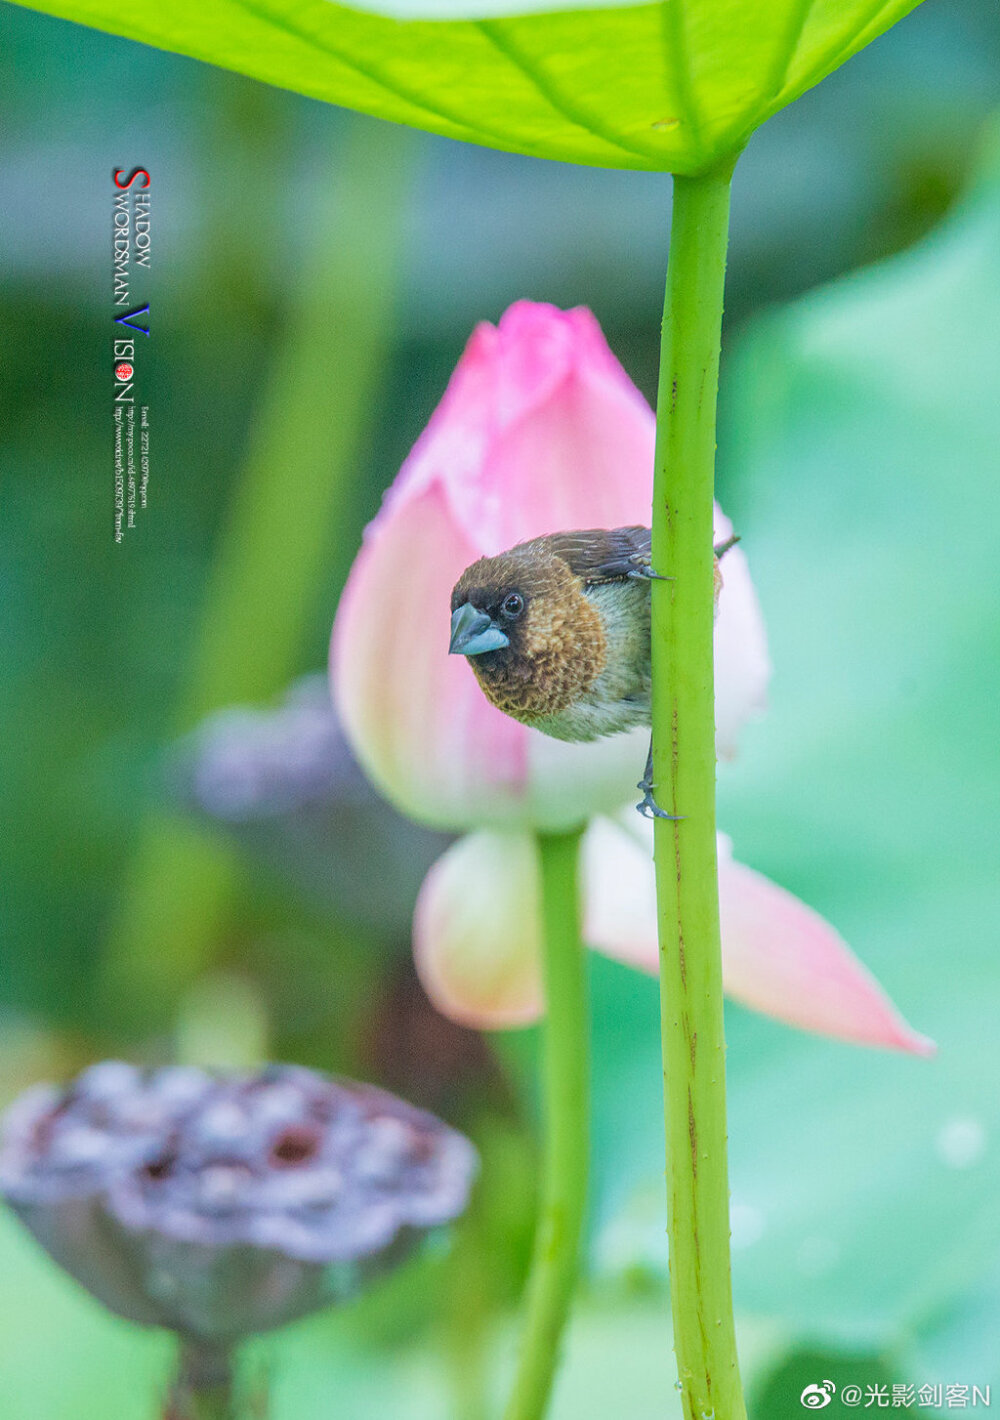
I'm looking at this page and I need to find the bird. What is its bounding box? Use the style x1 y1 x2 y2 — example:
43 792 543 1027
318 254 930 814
448 526 736 819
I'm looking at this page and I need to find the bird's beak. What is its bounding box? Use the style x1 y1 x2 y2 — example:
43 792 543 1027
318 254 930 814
449 602 510 656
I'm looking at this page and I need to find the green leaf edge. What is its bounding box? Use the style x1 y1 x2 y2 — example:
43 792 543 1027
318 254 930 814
11 0 926 172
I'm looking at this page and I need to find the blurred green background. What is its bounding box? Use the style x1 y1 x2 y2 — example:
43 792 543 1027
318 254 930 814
1 0 999 1414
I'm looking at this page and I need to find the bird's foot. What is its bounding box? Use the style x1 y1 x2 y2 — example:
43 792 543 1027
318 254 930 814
635 779 684 821
628 565 673 582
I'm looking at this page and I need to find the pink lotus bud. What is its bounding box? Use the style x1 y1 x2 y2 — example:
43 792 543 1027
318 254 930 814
332 301 768 831
413 821 933 1056
0 1062 477 1346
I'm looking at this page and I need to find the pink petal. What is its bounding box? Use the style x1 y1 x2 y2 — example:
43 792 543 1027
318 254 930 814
712 505 771 759
405 303 657 553
522 726 654 834
333 301 770 831
332 477 657 832
582 816 660 973
583 818 933 1055
333 302 659 831
715 836 935 1056
332 482 529 830
413 831 544 1029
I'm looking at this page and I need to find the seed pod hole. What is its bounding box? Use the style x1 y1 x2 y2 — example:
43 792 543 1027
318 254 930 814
269 1125 321 1168
143 1154 175 1182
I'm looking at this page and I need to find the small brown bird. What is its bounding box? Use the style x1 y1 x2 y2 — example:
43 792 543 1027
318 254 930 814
448 526 734 818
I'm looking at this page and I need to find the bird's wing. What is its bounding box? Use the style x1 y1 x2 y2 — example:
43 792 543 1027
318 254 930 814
544 526 653 584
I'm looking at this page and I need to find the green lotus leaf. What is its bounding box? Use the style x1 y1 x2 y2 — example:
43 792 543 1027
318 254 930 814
11 0 924 172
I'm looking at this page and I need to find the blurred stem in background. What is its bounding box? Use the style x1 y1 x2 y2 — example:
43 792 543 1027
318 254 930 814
445 1192 491 1420
174 972 270 1070
503 828 588 1420
99 117 412 1028
166 1341 235 1420
650 165 745 1419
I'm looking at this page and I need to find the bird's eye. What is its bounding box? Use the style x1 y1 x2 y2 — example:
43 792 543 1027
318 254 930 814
501 593 524 619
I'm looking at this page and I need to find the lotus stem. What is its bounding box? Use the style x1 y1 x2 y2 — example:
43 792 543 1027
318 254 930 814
650 162 747 1420
166 1340 237 1420
503 827 589 1420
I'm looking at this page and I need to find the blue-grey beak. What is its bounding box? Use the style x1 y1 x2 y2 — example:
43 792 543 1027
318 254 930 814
449 602 510 657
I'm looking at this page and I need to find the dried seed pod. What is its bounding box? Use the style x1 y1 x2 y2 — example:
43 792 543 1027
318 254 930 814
173 675 450 931
0 1062 477 1344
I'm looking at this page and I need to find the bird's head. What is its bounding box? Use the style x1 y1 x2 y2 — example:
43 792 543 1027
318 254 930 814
448 539 606 723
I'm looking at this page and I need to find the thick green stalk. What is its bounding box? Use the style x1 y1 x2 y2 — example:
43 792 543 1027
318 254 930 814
503 828 588 1420
650 166 745 1420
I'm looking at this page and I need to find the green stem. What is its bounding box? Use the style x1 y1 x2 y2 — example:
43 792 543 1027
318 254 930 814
176 1387 232 1420
167 1341 237 1420
503 827 589 1420
650 165 746 1420
445 1193 490 1420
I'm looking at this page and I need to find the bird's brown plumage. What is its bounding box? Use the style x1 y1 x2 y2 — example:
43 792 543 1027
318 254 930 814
451 538 609 722
449 527 671 740
450 527 731 821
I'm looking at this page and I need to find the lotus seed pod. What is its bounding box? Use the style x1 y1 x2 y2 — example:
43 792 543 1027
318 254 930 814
0 1062 477 1344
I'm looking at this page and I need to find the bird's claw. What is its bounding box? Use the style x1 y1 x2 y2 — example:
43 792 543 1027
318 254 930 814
628 565 673 582
635 780 684 821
